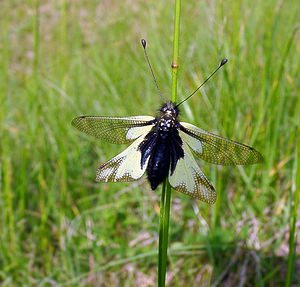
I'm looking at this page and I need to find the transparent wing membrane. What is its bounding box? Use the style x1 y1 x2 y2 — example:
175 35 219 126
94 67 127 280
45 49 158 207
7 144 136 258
180 122 263 165
72 116 155 144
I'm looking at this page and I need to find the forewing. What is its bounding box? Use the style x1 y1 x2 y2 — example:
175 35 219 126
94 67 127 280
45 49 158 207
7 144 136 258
72 115 155 144
169 142 216 204
180 122 263 165
96 135 149 182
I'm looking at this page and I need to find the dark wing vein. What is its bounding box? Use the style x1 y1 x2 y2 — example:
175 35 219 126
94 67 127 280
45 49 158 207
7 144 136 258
72 116 155 144
180 122 263 165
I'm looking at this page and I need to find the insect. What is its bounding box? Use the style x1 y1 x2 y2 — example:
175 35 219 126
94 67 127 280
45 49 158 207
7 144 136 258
72 39 263 204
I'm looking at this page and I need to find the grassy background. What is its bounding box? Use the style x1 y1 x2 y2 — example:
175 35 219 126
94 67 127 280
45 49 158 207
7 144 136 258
0 0 299 286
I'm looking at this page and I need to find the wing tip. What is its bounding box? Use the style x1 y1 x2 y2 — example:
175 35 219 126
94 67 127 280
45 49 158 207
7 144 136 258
71 117 77 127
201 188 217 205
71 116 85 127
207 194 217 205
170 183 217 204
248 150 264 165
256 152 264 164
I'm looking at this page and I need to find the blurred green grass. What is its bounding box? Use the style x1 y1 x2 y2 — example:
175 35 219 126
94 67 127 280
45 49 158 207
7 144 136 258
0 0 299 286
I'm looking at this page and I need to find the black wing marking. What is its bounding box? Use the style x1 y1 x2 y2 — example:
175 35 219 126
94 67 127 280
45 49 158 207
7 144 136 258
72 116 155 144
96 136 149 182
169 141 216 204
180 122 263 165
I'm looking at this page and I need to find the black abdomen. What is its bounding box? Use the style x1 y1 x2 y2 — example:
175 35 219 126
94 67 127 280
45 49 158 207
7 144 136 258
139 117 184 190
147 136 170 190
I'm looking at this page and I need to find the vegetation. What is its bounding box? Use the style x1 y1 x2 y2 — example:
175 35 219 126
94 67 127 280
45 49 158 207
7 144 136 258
0 0 299 286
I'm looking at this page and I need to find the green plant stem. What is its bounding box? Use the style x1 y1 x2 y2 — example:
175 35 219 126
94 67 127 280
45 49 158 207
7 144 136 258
285 130 299 287
158 180 172 286
171 0 181 102
158 0 181 286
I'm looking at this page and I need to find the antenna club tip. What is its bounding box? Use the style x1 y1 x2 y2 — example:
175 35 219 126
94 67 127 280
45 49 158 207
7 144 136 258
220 58 228 66
141 39 147 48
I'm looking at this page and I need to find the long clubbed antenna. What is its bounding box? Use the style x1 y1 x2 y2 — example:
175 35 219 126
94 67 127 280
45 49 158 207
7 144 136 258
176 58 228 107
141 39 164 101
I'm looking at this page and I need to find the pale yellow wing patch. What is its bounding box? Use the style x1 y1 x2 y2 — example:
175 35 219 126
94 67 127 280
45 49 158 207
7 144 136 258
126 124 154 140
179 129 203 154
96 136 148 182
168 142 216 204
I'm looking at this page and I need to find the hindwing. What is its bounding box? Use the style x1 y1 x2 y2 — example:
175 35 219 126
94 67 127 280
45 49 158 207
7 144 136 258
96 135 151 182
168 141 217 204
